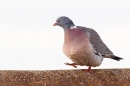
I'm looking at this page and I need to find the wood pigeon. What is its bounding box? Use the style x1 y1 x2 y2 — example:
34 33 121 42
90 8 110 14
53 16 123 72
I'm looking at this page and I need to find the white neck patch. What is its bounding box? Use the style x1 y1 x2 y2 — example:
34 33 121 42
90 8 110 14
70 26 77 29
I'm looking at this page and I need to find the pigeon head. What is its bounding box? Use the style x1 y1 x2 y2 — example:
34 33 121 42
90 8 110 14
53 16 75 30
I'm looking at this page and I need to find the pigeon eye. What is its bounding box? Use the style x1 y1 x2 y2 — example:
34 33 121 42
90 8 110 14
60 19 63 22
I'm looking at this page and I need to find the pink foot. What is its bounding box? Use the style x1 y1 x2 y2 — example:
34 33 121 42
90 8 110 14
64 62 77 68
82 66 92 73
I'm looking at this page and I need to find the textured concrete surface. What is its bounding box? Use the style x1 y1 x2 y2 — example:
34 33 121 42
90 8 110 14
0 69 129 86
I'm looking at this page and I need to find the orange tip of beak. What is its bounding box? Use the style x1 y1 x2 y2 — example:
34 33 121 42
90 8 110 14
53 23 57 26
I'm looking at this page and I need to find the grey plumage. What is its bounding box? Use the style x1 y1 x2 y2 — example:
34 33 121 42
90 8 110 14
77 26 123 61
53 16 123 72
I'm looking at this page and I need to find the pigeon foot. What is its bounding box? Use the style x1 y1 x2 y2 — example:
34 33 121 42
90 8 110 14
82 66 92 73
64 62 77 68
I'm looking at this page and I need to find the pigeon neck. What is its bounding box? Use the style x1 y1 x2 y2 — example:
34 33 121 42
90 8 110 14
63 24 75 32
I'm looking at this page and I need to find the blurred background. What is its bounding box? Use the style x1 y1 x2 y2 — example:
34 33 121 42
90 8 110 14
0 0 130 70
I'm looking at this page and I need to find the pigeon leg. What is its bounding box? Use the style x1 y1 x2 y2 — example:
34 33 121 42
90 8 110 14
64 62 77 68
82 66 92 73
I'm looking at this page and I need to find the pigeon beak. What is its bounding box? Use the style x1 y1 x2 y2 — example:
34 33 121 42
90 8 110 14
53 22 57 26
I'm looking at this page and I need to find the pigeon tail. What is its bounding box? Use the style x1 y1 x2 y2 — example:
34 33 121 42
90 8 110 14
103 54 123 61
111 56 123 61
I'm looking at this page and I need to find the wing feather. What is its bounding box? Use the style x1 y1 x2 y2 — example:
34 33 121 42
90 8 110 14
78 26 113 55
88 28 113 55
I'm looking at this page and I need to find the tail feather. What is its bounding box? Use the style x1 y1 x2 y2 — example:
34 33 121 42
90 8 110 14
103 54 123 61
111 56 123 61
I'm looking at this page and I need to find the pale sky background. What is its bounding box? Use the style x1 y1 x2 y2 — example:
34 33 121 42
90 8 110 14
0 0 130 70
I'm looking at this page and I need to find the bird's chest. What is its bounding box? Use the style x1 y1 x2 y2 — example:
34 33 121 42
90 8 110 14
63 29 89 56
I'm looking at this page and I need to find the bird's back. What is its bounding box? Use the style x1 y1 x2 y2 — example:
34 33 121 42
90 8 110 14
77 26 113 55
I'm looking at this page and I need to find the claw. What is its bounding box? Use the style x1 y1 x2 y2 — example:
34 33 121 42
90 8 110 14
82 66 92 73
64 62 77 68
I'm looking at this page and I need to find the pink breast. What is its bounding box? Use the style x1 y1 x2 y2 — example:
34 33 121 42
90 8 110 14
64 29 88 44
63 28 91 58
